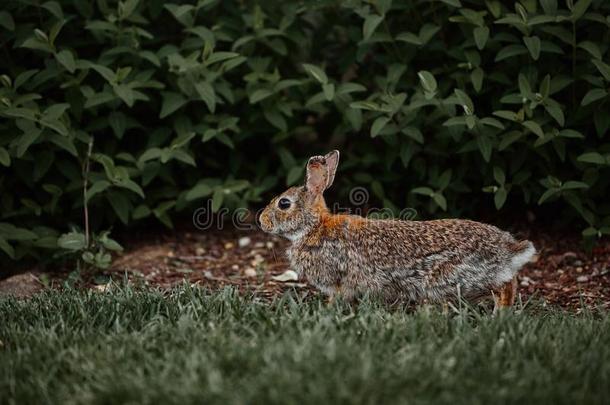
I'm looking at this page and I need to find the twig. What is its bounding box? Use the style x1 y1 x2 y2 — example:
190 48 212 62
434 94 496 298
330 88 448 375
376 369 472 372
82 136 94 246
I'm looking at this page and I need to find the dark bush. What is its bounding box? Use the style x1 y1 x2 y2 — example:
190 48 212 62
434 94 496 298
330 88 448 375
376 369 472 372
1 0 609 263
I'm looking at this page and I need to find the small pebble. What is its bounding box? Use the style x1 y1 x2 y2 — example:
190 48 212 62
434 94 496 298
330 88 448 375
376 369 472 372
195 247 205 255
94 284 110 292
224 242 234 250
576 275 588 283
231 264 239 271
576 267 583 273
238 237 252 247
251 254 265 267
244 268 257 278
266 241 274 249
254 242 265 248
272 270 298 282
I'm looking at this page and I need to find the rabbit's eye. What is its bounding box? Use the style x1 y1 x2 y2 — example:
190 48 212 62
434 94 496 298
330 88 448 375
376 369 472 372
278 198 291 210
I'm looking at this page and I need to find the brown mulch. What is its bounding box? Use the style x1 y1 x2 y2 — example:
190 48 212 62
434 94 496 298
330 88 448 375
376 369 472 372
104 229 303 301
1 228 609 312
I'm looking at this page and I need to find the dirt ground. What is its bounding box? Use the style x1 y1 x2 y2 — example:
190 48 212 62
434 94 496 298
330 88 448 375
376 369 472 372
1 228 609 312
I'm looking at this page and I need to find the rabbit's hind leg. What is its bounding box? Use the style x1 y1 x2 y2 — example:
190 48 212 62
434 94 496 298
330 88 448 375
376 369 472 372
493 275 517 313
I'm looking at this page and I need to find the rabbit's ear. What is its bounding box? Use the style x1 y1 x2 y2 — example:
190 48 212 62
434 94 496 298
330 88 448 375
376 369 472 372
324 150 340 189
305 155 327 194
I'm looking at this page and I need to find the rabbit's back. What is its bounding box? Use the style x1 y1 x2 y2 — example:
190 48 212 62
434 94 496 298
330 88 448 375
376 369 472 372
290 215 533 302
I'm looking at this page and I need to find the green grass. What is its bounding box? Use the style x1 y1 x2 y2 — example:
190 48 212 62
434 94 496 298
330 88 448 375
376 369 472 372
1 285 609 405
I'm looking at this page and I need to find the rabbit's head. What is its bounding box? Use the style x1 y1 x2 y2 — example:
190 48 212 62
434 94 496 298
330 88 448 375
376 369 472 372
258 150 339 241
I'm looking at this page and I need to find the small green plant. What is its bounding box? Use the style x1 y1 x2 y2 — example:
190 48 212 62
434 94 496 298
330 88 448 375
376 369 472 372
56 230 123 270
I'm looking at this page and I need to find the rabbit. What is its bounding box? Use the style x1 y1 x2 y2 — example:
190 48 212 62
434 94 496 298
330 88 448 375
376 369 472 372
258 150 536 310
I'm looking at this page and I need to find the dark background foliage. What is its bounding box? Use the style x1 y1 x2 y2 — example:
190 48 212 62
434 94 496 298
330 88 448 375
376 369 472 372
1 0 609 264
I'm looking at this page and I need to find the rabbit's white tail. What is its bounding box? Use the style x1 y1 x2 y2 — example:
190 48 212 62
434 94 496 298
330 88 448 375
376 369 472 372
495 240 535 285
509 241 536 272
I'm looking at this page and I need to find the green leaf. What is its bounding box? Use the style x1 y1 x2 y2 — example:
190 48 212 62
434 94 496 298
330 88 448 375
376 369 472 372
164 4 195 26
522 120 544 137
0 223 38 241
418 71 437 93
493 110 519 121
55 50 76 73
57 231 86 251
578 41 602 60
16 127 43 158
302 63 328 84
494 187 508 209
439 0 461 6
473 26 489 50
107 192 131 224
108 111 127 139
454 89 474 114
411 187 434 196
557 129 584 139
539 75 551 99
113 84 135 107
402 126 424 143
592 59 610 82
581 88 607 106
322 83 335 101
350 101 381 111
432 193 447 211
544 103 564 126
540 0 558 14
160 92 187 118
0 147 10 167
119 0 139 20
83 181 108 204
523 36 541 60
495 44 528 62
470 68 484 92
371 116 390 137
194 82 216 113
212 188 224 212
363 14 384 40
263 109 287 132
538 188 559 204
205 51 240 66
465 116 476 129
438 170 452 190
479 117 505 129
443 116 468 127
562 181 588 190
286 166 304 186
115 178 145 198
250 89 273 104
337 83 367 95
0 11 15 31
0 237 14 258
577 152 607 165
396 32 422 45
186 182 213 201
493 167 506 185
570 0 591 20
477 135 492 162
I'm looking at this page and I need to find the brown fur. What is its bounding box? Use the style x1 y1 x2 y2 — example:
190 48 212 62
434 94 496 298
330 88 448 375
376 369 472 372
259 151 536 307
